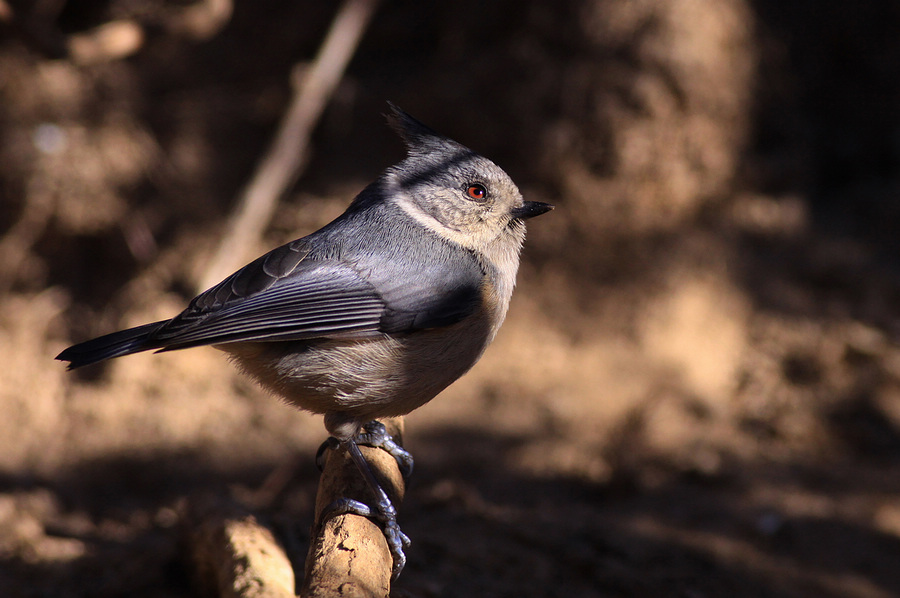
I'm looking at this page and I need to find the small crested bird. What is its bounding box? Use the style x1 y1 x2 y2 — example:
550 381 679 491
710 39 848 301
57 104 553 577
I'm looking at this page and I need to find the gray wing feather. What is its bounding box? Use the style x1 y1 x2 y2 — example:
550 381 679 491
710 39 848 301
57 196 489 370
150 241 387 350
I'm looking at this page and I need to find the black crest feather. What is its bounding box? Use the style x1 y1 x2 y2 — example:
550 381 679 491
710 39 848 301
385 102 468 157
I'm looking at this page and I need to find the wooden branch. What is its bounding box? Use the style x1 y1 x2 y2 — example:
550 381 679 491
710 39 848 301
197 0 381 293
301 417 406 598
186 417 406 597
186 497 296 598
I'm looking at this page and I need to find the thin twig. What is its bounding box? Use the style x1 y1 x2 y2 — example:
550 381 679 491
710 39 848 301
197 0 380 292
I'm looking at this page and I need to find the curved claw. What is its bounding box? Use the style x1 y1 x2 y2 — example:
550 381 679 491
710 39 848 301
383 520 410 579
315 436 341 471
321 497 374 519
356 420 415 481
320 496 411 580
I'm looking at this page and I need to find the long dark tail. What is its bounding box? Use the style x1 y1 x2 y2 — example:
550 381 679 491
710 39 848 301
56 320 169 370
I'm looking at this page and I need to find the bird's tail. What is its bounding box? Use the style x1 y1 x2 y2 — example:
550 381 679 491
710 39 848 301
56 320 168 370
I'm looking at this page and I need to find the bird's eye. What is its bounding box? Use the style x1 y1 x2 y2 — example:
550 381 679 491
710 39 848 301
466 184 487 201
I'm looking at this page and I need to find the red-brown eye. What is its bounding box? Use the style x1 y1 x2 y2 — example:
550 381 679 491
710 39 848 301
466 184 487 201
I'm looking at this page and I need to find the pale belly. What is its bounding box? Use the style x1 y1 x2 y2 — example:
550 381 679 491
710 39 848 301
220 313 495 427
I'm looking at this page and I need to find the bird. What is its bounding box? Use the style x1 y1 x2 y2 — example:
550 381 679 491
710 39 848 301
56 104 553 578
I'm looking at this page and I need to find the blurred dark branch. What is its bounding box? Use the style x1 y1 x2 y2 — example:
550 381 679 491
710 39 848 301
198 0 380 292
0 184 54 293
166 0 232 40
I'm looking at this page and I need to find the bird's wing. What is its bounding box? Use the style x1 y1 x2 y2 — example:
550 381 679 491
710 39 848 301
149 239 387 350
376 258 485 333
148 235 486 351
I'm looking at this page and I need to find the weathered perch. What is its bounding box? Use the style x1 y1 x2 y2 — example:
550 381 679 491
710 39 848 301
186 417 407 598
301 417 407 598
186 497 296 598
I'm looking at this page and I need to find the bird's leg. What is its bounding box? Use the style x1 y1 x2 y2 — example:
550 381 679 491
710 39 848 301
317 422 413 579
315 420 414 480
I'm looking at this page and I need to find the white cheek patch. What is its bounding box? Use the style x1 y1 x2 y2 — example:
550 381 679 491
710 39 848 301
392 189 478 249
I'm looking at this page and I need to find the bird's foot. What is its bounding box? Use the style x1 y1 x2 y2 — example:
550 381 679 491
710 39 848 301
316 423 413 579
315 421 413 479
355 420 414 480
320 494 411 579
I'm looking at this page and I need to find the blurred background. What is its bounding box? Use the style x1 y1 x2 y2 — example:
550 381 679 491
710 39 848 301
2 0 900 596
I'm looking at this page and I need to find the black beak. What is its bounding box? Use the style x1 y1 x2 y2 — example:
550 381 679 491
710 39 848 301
511 201 554 220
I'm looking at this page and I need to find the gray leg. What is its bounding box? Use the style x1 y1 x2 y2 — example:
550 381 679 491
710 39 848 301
317 424 413 579
316 421 413 478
